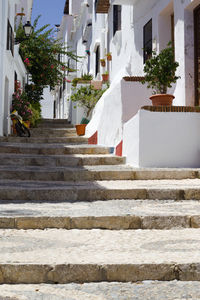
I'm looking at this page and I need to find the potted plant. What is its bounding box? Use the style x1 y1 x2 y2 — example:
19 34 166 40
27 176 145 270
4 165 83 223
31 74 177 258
142 43 180 106
72 74 93 87
69 85 108 135
106 52 112 61
100 59 106 67
102 71 109 82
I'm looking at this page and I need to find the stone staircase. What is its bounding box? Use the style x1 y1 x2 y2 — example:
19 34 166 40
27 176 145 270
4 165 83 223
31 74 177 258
0 118 200 298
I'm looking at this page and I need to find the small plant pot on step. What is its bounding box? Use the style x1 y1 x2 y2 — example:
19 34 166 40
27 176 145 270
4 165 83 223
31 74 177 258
149 94 175 106
102 74 109 82
76 124 87 136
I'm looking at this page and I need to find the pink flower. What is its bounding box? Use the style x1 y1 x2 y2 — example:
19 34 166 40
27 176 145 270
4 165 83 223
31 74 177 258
64 78 71 83
51 65 54 69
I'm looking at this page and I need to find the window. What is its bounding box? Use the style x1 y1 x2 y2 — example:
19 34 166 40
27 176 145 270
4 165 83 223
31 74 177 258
7 19 14 56
95 45 100 76
143 19 152 63
113 5 121 36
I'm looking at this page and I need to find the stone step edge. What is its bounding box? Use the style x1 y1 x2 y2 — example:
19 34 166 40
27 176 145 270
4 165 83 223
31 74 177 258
0 263 198 283
0 168 200 181
0 215 200 230
0 187 200 201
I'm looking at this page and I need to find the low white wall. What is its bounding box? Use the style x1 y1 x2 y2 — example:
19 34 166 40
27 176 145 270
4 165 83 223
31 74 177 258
123 109 200 168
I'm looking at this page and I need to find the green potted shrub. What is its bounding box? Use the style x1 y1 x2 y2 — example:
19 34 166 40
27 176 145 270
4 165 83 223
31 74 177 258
72 74 93 87
69 85 108 135
142 43 180 106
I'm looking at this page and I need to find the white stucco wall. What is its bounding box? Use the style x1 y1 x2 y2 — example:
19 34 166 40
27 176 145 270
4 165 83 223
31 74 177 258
124 109 200 168
0 0 32 135
41 87 54 119
60 0 200 168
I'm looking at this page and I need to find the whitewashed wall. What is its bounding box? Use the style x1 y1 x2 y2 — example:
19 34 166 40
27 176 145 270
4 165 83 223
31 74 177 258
41 87 54 119
0 0 32 136
124 109 200 168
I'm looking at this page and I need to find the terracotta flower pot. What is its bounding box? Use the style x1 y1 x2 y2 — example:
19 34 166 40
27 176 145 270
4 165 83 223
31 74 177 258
102 74 109 81
149 94 175 106
76 124 87 136
107 54 112 61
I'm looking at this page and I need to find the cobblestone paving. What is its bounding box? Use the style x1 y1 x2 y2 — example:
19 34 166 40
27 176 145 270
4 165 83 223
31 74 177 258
0 281 200 299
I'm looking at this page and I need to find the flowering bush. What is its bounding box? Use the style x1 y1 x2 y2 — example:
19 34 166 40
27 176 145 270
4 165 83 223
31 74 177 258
16 16 78 90
12 89 33 121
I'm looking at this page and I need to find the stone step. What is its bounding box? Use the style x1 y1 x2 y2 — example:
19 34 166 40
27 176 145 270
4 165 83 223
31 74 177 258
1 165 200 181
30 127 76 137
0 228 199 283
0 153 125 167
0 143 111 155
40 118 70 124
0 281 199 299
0 179 200 201
0 199 200 230
0 165 136 181
38 119 73 129
0 136 88 144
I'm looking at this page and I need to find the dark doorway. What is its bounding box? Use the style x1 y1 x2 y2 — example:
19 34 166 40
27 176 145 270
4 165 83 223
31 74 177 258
194 5 200 105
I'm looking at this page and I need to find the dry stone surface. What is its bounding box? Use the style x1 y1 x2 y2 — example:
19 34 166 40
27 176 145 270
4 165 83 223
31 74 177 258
0 119 200 294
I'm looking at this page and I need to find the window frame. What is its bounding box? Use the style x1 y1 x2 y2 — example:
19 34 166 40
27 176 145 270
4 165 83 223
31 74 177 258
7 19 14 56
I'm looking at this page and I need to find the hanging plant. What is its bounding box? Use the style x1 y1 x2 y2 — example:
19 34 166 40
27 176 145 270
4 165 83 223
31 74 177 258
100 59 106 67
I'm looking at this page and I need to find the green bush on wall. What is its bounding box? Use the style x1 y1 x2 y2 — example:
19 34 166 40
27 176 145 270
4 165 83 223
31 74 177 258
69 84 108 118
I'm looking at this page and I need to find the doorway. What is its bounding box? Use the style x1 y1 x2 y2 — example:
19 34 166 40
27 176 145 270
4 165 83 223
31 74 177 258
194 4 200 105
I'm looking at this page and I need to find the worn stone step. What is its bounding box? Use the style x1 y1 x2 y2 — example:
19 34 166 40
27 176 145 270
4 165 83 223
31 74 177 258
40 118 70 124
1 165 200 181
0 153 125 167
0 281 200 300
0 228 199 283
0 165 147 181
0 136 88 144
38 119 73 128
0 143 111 155
0 199 200 230
30 127 76 137
0 164 199 180
0 179 200 201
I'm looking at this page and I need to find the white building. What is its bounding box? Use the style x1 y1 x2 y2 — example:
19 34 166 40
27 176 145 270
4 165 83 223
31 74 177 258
55 0 200 167
0 0 33 136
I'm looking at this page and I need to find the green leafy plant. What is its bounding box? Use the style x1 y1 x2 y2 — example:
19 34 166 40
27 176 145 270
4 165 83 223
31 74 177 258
72 74 93 87
69 85 108 118
29 102 42 127
142 43 180 94
25 84 43 102
16 15 78 90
